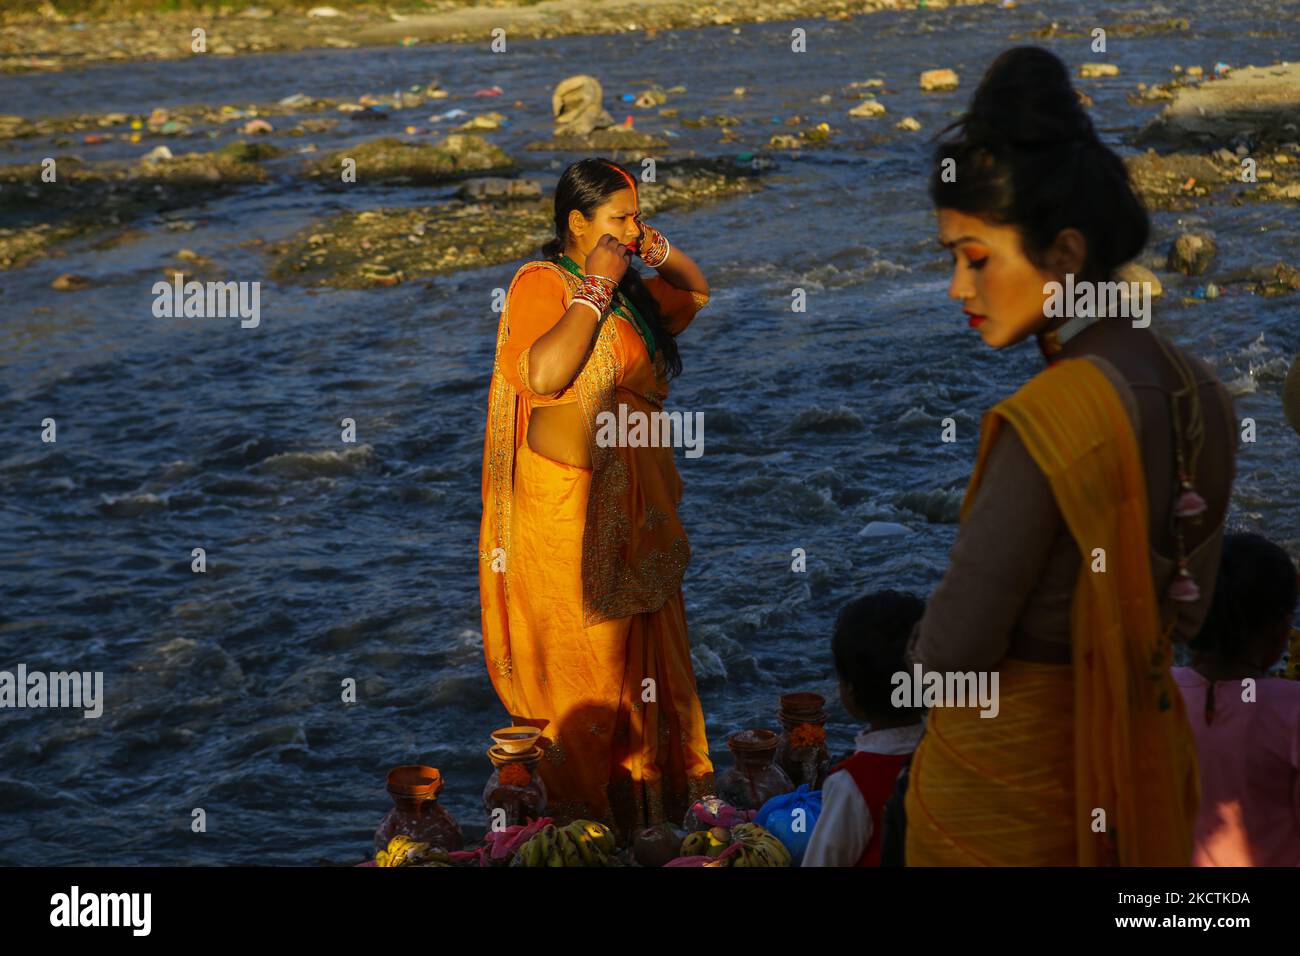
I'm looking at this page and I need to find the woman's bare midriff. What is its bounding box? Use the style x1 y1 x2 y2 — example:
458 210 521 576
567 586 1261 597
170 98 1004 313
527 404 591 469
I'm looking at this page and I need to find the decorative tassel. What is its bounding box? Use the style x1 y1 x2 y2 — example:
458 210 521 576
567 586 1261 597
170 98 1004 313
1168 565 1201 603
1174 488 1207 518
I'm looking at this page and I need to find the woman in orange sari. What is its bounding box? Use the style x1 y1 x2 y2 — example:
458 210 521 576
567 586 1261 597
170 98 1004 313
478 158 715 842
902 48 1237 865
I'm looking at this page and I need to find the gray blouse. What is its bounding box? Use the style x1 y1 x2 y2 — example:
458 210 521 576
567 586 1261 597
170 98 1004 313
907 351 1237 671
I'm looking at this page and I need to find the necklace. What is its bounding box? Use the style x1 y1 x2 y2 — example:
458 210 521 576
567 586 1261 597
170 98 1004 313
556 254 657 360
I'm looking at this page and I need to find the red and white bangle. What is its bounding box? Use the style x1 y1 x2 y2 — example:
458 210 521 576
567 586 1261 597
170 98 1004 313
637 223 671 268
572 274 617 319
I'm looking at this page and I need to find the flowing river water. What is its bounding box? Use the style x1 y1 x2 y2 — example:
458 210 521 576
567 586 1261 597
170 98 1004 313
1 0 1297 863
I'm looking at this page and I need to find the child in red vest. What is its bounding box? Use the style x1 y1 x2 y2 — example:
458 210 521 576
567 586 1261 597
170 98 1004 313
803 590 926 867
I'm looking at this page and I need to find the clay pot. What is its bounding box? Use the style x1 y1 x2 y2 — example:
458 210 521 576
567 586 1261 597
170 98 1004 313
779 692 825 719
716 730 794 810
774 692 832 788
483 744 547 829
374 765 464 854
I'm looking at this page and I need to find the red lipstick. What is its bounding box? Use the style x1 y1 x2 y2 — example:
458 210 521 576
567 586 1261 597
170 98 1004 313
965 311 986 328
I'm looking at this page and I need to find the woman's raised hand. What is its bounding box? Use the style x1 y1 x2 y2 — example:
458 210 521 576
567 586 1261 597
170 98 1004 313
584 234 632 284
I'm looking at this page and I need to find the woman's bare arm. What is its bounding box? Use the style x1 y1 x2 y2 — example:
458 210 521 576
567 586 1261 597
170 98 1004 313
526 235 631 396
525 303 600 396
651 245 709 297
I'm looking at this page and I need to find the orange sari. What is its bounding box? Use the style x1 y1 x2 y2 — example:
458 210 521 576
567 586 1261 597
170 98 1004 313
478 259 715 841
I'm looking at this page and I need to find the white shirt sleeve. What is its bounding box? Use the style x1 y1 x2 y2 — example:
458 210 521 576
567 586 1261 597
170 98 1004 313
801 769 871 867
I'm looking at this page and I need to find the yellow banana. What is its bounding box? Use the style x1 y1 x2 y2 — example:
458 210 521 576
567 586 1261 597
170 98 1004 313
562 829 585 866
514 835 539 867
764 838 792 866
548 827 569 868
582 821 616 856
569 827 601 866
682 831 709 856
377 835 431 868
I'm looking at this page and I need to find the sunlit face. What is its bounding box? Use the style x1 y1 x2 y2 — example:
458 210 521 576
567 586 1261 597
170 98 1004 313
570 188 642 258
937 208 1056 349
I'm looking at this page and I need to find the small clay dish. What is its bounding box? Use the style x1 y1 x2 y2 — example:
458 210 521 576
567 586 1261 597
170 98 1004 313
779 692 826 717
386 765 442 798
491 726 541 754
487 743 543 767
727 729 779 753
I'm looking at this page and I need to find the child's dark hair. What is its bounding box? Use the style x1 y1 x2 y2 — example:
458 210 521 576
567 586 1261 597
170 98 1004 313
833 590 926 716
541 157 682 380
1192 532 1298 663
930 46 1149 284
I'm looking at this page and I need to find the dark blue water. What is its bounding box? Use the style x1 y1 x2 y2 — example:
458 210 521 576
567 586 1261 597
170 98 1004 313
1 0 1297 864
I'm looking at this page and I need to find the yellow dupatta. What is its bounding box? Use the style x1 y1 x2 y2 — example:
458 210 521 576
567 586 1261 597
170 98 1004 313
959 357 1198 865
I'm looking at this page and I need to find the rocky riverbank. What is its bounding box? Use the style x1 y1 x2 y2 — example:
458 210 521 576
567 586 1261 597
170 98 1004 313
0 121 767 284
1 0 992 75
269 156 765 287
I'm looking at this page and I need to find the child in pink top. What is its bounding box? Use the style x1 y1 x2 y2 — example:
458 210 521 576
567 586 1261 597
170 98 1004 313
1173 532 1300 866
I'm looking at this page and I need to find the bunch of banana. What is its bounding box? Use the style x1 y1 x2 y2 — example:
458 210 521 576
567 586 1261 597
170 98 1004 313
726 823 792 868
376 834 452 868
511 820 617 866
567 820 617 858
680 825 731 858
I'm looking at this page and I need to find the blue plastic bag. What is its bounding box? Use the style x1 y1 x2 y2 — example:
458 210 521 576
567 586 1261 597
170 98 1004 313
755 785 822 865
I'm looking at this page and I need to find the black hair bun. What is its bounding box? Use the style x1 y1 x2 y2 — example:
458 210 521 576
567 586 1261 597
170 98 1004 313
961 46 1097 148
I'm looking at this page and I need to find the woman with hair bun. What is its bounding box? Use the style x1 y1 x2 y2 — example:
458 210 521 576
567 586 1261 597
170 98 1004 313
903 47 1238 865
478 158 715 841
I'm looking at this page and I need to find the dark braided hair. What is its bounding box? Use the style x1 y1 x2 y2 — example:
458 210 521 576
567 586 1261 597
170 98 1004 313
930 46 1149 284
541 158 682 380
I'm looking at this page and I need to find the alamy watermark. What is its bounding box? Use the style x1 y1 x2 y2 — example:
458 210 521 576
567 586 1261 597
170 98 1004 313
1 664 103 718
152 274 261 328
594 402 704 458
50 886 150 936
1043 273 1151 328
891 664 1000 718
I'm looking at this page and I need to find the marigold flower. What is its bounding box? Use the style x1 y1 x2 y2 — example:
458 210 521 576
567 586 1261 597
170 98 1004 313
789 724 825 748
499 764 531 787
